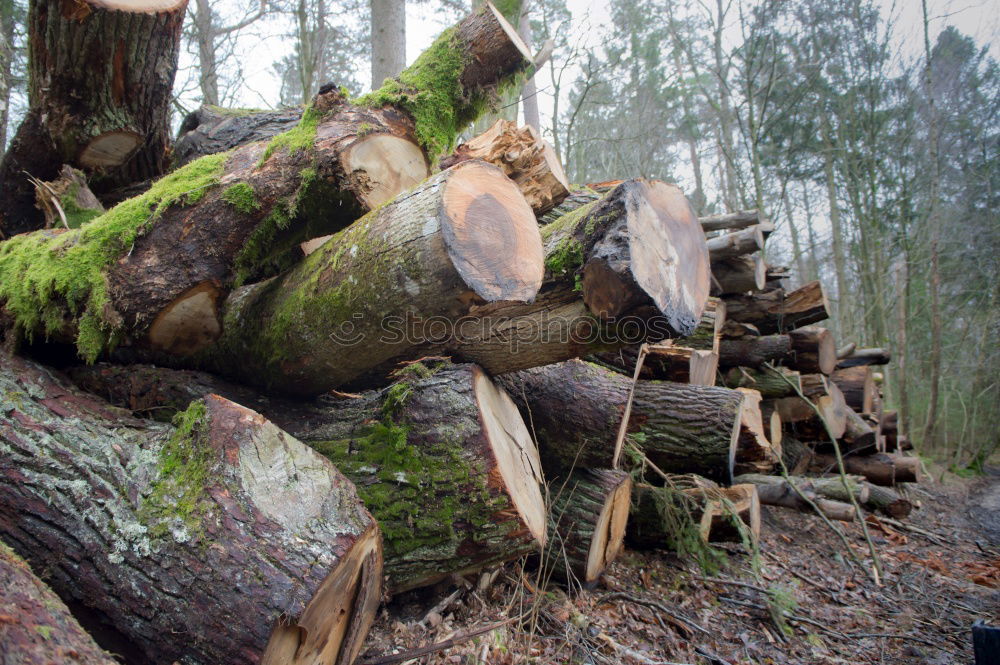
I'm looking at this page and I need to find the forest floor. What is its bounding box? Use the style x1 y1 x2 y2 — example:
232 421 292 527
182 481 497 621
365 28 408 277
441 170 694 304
358 464 999 665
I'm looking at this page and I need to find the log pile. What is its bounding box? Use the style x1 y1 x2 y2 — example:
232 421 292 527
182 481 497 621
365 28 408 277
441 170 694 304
0 3 920 658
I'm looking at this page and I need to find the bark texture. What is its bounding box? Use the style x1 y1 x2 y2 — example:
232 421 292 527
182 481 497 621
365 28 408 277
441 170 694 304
0 0 186 235
722 281 831 334
496 359 743 483
628 482 759 548
172 105 303 168
810 453 919 487
0 354 383 665
830 366 875 414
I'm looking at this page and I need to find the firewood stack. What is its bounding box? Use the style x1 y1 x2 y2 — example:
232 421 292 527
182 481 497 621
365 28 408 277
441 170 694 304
0 3 918 661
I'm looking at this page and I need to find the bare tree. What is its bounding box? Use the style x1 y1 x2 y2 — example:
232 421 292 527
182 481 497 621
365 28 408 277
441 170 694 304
188 0 268 106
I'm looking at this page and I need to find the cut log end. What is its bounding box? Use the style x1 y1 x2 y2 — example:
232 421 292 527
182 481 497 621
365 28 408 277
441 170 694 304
486 2 533 61
442 161 544 302
474 367 547 547
87 0 189 12
78 131 142 168
262 524 383 665
343 134 429 209
585 472 632 582
147 281 222 355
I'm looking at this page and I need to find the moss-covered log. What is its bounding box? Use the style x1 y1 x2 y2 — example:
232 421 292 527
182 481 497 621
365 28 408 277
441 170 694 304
199 160 543 394
0 354 383 665
545 469 631 586
67 359 548 593
496 359 745 483
0 0 187 235
718 327 836 374
172 105 304 168
0 1 533 363
722 281 831 334
0 540 115 665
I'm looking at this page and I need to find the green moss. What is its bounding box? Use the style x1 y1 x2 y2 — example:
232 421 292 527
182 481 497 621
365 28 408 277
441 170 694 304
357 122 377 137
221 182 260 214
259 105 321 165
139 401 213 541
34 625 53 640
545 236 584 278
0 152 229 361
60 182 103 229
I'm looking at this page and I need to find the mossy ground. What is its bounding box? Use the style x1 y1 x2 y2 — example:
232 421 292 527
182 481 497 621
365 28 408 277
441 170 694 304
0 152 229 361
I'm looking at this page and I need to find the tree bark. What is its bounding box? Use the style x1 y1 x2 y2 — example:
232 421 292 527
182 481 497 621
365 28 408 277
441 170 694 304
0 3 533 363
439 118 569 214
0 0 187 235
545 469 631 586
0 540 115 665
370 0 406 90
698 209 761 233
173 106 304 168
862 483 913 518
733 475 858 522
722 366 801 398
706 224 767 261
836 347 891 369
496 359 745 483
0 354 383 665
712 254 766 295
768 375 849 440
734 387 779 474
809 453 919 486
722 281 831 334
830 365 875 414
718 327 836 374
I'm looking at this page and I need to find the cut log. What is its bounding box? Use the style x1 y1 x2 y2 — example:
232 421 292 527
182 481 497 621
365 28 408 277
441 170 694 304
0 540 115 665
734 387 779 474
439 119 570 214
838 407 877 454
173 105 305 168
628 482 760 547
197 160 543 393
810 453 919 486
836 347 891 368
537 185 601 225
862 483 913 518
722 366 801 398
0 0 187 235
770 376 849 440
712 255 767 295
545 469 631 586
734 475 858 522
718 327 836 374
830 366 875 414
0 354 383 665
0 2 533 362
706 224 765 261
722 281 831 334
496 359 744 483
67 359 548 593
698 209 762 233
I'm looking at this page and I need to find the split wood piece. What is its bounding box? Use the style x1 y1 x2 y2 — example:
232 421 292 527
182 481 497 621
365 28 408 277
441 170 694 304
698 209 762 233
32 165 105 229
732 475 858 522
722 366 801 399
644 343 719 385
0 2 533 361
862 483 913 518
439 118 570 214
203 160 543 394
809 453 919 487
722 281 831 334
734 387 780 474
546 469 631 586
0 540 115 665
173 106 305 168
0 0 186 235
781 436 813 475
65 360 548 593
836 347 891 369
764 264 792 289
627 483 760 548
712 255 767 295
830 365 876 414
0 354 383 665
537 185 601 225
496 359 745 483
769 375 849 440
706 224 766 261
718 326 837 374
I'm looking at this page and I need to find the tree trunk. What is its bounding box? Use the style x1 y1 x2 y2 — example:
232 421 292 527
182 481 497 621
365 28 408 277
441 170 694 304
809 453 919 486
836 347 891 369
722 281 831 334
768 375 848 440
706 224 766 261
733 475 858 522
718 327 836 374
545 469 631 586
0 0 187 235
698 209 761 233
370 0 406 90
172 106 303 168
712 255 766 295
863 483 913 518
830 365 875 414
0 540 115 665
496 359 745 483
0 354 382 665
439 118 569 214
0 3 533 364
722 366 801 398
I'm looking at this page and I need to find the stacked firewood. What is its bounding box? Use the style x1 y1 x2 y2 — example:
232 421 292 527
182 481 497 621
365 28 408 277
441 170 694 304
0 3 917 663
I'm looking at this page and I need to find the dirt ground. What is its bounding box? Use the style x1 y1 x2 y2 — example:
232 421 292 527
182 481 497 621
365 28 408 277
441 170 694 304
357 466 1000 665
